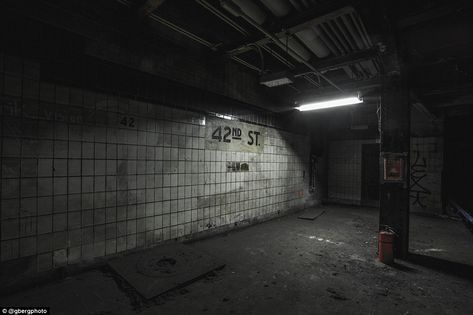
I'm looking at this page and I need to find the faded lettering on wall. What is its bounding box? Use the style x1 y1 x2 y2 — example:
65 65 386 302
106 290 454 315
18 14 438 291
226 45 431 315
205 117 265 153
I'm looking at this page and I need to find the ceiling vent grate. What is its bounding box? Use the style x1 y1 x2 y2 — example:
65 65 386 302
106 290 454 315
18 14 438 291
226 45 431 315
290 7 379 80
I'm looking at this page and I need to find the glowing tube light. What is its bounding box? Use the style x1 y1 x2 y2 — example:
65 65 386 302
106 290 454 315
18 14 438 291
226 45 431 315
296 96 363 111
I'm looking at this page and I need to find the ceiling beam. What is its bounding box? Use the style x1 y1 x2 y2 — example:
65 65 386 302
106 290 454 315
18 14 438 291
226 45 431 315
223 2 348 53
294 77 382 102
227 6 362 56
255 49 378 88
269 76 382 112
295 48 378 74
137 0 167 18
274 1 348 34
224 1 345 92
116 0 221 50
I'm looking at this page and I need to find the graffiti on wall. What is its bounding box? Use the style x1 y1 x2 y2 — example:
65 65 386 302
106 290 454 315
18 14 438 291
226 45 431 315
410 150 431 208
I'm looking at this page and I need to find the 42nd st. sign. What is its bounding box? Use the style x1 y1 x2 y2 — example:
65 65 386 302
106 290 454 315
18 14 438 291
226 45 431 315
205 117 266 153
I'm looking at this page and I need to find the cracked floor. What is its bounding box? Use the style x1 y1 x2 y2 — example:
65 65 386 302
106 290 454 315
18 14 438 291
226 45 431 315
1 206 472 314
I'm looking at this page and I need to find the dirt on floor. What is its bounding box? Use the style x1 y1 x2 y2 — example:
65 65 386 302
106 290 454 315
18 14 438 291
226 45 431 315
1 205 473 315
409 212 473 266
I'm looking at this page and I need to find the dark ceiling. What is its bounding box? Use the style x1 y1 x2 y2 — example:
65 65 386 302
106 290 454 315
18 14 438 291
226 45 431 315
128 0 386 101
107 0 473 114
2 0 472 114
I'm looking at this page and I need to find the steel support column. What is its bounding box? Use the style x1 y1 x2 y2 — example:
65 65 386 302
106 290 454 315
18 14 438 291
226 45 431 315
379 53 410 258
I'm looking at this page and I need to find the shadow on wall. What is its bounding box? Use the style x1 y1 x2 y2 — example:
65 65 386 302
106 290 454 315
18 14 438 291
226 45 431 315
273 128 314 208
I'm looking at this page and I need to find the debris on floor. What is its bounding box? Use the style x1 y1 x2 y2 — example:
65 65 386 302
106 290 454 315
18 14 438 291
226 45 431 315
326 287 348 301
1 206 473 314
297 209 326 221
108 243 225 299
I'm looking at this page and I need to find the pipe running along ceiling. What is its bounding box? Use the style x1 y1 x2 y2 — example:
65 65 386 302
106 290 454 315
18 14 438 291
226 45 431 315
114 0 379 97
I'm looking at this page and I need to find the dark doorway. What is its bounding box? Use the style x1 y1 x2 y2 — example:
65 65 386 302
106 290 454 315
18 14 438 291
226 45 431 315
362 143 380 206
444 114 473 211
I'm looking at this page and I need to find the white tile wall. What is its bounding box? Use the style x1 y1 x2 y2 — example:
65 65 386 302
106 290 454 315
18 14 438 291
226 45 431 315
0 55 309 275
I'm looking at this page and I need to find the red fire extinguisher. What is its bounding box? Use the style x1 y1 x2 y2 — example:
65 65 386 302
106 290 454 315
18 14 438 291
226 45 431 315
378 226 396 264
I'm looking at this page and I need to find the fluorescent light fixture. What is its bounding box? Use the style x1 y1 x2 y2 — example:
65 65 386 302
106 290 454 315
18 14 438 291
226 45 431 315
296 96 363 111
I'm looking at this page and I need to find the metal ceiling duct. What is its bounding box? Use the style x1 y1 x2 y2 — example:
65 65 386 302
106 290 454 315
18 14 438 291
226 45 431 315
222 0 311 61
313 25 354 78
229 0 267 25
310 8 373 52
223 4 378 85
304 7 379 79
221 0 344 91
279 35 312 61
259 0 291 17
295 29 330 58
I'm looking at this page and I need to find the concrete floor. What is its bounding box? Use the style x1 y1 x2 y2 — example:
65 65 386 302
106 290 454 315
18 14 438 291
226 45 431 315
410 213 473 266
1 206 473 314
